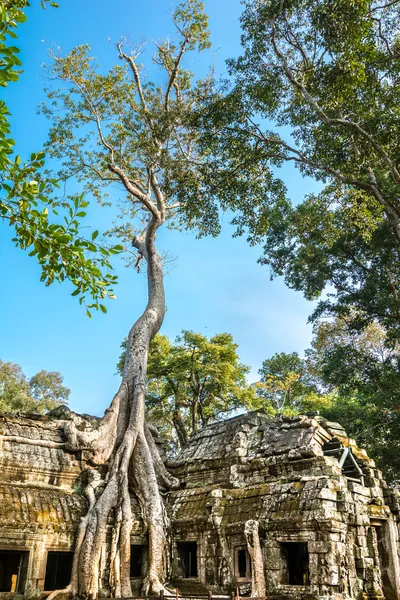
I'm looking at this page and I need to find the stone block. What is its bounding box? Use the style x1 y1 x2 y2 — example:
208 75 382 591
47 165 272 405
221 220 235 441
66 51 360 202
308 541 333 554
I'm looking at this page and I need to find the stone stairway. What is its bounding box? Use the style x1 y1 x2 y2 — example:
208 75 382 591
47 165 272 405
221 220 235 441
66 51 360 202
171 580 210 596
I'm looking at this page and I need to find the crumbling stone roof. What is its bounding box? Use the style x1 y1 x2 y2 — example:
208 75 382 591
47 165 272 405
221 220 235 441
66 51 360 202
176 411 332 463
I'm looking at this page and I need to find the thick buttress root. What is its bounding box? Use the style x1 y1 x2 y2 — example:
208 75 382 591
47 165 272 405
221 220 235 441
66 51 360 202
5 224 173 599
19 388 179 599
64 410 179 600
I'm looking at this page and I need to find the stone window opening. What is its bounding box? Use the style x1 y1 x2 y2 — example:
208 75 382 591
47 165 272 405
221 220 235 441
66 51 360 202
0 550 29 593
130 545 147 579
44 551 74 591
177 542 198 578
234 546 252 582
280 542 310 586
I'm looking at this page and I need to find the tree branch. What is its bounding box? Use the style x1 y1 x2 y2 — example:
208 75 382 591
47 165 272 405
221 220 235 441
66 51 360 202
117 42 156 135
165 38 188 111
108 162 160 217
270 23 400 185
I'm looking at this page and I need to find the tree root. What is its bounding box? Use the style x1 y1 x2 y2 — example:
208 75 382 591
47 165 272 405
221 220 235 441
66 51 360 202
245 520 266 597
2 225 174 599
1 407 175 598
45 584 72 600
0 435 67 449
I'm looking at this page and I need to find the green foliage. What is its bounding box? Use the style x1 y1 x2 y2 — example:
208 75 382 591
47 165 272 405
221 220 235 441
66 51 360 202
1 1 120 313
255 352 310 413
191 0 400 337
37 0 277 251
252 351 332 415
307 316 400 483
258 316 400 482
118 331 256 450
0 359 70 414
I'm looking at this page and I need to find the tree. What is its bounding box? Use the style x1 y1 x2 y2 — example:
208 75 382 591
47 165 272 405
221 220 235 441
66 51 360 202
191 0 400 339
0 360 69 414
119 331 257 450
17 3 274 597
254 352 310 413
252 351 332 415
1 1 119 312
307 316 400 483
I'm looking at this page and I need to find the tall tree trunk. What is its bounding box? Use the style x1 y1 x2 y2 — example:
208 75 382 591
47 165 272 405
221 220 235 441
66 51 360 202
59 220 179 599
173 407 188 449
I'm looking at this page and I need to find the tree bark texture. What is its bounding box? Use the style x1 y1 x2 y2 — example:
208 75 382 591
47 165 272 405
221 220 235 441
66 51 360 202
245 520 266 598
55 220 179 599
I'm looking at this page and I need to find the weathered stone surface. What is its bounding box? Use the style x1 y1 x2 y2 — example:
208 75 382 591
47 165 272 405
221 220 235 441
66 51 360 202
0 410 399 600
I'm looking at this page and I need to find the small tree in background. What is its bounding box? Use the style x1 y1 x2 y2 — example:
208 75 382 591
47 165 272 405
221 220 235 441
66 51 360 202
118 331 257 450
0 360 70 414
252 351 332 416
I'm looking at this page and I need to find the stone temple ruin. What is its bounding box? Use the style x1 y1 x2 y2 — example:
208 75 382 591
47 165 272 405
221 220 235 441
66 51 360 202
0 409 399 600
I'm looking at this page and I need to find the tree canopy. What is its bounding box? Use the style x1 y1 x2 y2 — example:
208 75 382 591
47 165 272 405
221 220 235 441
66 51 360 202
0 359 70 414
191 0 400 339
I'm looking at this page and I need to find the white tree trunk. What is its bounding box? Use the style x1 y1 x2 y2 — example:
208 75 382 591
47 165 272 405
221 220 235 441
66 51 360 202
60 221 178 599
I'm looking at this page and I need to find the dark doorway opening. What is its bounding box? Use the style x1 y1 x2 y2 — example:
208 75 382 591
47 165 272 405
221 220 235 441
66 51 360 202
0 550 29 593
177 542 198 578
235 547 252 580
238 549 247 578
280 542 310 586
44 551 74 591
130 545 144 578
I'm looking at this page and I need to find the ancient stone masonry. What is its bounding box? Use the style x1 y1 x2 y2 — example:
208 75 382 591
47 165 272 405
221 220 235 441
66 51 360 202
0 410 399 600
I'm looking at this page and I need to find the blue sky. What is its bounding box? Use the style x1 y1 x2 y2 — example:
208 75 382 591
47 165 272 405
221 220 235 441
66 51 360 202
0 0 321 416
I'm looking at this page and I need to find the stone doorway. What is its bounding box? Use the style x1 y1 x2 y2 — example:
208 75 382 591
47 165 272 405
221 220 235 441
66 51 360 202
280 542 310 586
177 542 198 578
44 551 74 591
0 550 29 593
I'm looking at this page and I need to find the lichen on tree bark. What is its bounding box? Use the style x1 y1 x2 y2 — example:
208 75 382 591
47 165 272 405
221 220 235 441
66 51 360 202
245 520 266 598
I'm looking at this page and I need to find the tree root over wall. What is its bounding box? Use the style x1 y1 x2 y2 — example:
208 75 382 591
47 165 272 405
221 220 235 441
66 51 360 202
4 228 179 600
245 520 266 597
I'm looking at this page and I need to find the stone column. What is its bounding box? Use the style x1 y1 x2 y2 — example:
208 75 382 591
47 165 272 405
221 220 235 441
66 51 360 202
377 519 400 600
25 540 46 599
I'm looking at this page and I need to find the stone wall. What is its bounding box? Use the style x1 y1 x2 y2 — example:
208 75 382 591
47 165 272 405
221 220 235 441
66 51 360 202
169 413 400 600
0 411 399 600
